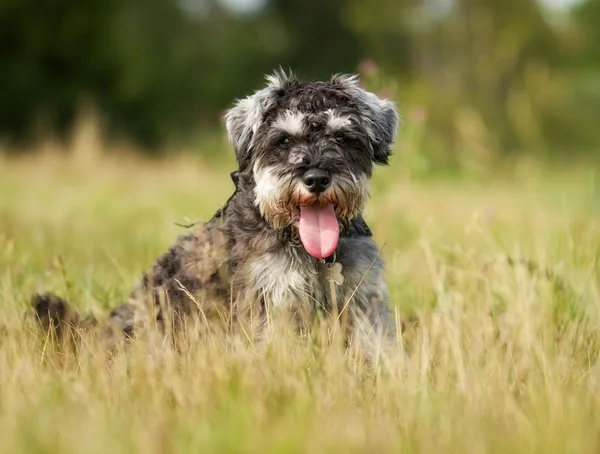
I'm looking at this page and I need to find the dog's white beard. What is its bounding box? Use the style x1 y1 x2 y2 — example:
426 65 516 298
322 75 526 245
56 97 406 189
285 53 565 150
252 163 370 231
253 164 297 229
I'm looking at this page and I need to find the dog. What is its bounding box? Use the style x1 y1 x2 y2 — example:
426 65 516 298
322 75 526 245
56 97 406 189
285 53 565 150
33 70 400 355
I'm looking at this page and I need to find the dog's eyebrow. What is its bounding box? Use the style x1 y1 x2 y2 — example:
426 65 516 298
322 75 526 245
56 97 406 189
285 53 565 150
272 110 305 136
325 109 352 131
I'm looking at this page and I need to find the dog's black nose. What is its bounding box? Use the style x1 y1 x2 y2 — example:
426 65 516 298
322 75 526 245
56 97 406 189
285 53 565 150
302 169 331 194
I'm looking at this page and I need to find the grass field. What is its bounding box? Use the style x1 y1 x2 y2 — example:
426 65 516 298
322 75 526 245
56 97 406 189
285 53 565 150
1 145 599 453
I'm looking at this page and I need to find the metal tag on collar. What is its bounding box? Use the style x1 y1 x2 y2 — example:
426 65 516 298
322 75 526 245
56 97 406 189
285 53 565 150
320 252 344 286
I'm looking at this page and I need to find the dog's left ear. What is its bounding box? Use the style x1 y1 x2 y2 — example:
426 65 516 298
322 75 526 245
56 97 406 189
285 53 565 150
364 94 399 165
224 69 295 171
332 74 400 165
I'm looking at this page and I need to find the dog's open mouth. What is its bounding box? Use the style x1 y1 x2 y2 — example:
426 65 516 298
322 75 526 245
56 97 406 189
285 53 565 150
298 202 339 259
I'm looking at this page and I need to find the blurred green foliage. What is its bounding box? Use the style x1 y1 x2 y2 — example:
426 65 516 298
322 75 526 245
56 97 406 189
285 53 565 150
1 0 599 164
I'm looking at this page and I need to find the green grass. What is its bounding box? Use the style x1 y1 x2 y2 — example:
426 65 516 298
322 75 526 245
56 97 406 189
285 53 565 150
1 147 599 453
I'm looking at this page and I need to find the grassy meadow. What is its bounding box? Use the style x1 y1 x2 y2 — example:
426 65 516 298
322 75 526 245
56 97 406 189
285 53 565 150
0 137 599 453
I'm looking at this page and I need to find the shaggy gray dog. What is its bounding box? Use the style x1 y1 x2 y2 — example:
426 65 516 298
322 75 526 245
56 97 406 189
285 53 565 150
33 70 400 353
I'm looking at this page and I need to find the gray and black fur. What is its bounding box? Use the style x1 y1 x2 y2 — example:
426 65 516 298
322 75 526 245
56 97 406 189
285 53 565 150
33 70 400 352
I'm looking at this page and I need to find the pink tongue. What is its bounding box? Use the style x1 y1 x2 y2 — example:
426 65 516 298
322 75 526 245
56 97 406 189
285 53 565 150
298 203 339 259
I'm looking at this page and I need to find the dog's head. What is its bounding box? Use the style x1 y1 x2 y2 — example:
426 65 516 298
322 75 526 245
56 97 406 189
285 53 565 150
224 70 399 259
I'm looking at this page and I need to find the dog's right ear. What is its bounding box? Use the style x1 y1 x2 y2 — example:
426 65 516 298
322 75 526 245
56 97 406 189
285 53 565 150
224 95 268 172
224 69 294 171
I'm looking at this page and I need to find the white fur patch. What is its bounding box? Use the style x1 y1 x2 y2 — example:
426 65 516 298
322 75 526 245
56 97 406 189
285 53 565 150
248 251 319 309
253 165 283 210
325 109 351 130
265 68 290 90
273 110 305 136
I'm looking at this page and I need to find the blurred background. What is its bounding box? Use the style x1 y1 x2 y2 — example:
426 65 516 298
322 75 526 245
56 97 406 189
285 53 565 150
1 0 599 174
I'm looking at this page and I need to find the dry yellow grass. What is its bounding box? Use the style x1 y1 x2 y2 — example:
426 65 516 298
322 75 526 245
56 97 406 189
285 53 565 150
0 146 599 453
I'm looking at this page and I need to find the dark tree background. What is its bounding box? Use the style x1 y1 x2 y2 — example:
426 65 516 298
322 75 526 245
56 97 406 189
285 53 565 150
1 0 599 159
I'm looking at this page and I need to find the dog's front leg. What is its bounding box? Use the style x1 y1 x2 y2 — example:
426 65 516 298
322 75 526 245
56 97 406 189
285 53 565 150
338 261 401 366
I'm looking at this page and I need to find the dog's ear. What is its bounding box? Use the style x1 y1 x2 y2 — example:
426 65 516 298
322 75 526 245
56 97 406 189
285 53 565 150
332 74 400 165
224 69 294 171
364 94 399 166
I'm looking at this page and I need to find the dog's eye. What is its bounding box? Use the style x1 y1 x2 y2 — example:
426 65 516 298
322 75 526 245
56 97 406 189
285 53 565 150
276 136 291 147
334 134 345 144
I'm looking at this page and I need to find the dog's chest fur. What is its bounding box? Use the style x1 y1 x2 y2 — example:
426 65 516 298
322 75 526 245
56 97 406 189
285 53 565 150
221 209 380 316
246 250 321 309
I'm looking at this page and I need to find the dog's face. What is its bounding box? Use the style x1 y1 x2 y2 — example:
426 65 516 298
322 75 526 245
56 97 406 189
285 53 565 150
225 71 399 259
